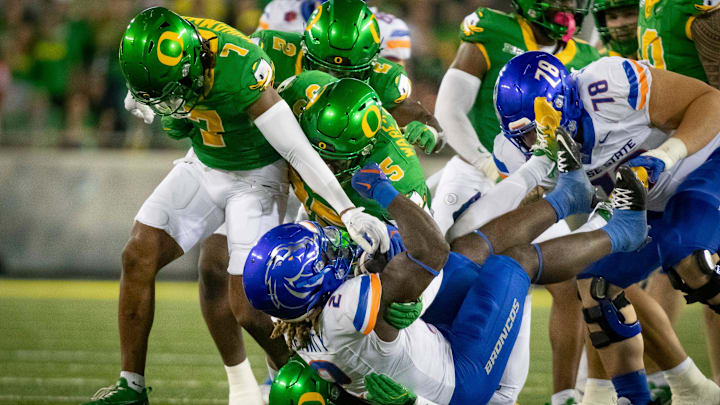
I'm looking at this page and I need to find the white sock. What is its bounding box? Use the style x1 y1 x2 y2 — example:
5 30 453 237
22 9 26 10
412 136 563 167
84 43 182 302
581 379 617 405
647 371 668 387
552 388 581 405
226 359 263 405
664 357 706 393
576 347 589 395
120 371 145 393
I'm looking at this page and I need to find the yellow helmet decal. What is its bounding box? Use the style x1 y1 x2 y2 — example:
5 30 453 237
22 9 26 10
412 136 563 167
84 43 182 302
361 105 382 138
298 392 326 405
157 31 185 66
533 96 562 134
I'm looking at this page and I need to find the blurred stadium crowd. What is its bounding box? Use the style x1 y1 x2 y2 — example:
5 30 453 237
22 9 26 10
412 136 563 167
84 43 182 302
0 0 506 149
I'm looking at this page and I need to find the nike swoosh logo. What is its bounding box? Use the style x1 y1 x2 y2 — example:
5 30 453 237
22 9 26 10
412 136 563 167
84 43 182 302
599 131 612 144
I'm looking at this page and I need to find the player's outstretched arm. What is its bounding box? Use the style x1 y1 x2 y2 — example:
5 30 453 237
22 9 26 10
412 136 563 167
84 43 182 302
249 87 389 253
351 164 449 340
435 42 490 169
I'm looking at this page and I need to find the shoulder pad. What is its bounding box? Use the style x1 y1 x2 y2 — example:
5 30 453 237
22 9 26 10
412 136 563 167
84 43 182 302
459 7 514 44
369 58 411 106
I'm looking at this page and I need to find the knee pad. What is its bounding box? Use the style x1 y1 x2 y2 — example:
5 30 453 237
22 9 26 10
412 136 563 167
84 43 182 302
666 250 720 315
582 278 642 348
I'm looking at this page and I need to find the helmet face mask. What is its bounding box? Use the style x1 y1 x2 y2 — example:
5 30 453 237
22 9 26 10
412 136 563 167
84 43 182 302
119 7 208 117
592 0 639 57
302 0 381 81
512 0 592 40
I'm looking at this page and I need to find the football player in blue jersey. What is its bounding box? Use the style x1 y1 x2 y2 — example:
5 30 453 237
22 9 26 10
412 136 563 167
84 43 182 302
241 131 650 404
454 51 720 404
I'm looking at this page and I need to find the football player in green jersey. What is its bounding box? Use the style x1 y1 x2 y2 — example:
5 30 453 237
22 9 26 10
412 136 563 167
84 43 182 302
637 0 720 391
431 2 600 404
252 0 444 156
278 74 429 228
592 0 640 58
637 0 720 83
82 7 391 405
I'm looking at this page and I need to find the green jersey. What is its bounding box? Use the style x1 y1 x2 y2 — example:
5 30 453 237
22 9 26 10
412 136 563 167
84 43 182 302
638 0 713 81
161 17 281 171
251 30 412 109
279 71 428 227
460 8 601 152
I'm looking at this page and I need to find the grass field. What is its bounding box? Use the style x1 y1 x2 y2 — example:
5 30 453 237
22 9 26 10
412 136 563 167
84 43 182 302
0 279 713 405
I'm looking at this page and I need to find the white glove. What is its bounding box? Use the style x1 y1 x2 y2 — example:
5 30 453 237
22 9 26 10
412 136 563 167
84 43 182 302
341 207 390 254
124 91 155 124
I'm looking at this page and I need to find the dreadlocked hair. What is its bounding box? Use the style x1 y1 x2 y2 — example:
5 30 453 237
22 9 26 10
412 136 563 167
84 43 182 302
271 308 323 350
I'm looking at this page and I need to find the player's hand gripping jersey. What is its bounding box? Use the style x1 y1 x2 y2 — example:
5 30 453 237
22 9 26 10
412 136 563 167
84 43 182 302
638 0 720 81
460 7 601 152
494 56 720 211
278 71 429 226
256 0 412 62
161 17 281 171
250 29 412 108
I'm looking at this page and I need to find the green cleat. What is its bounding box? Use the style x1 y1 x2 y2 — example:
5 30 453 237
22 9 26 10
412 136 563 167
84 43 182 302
80 378 150 405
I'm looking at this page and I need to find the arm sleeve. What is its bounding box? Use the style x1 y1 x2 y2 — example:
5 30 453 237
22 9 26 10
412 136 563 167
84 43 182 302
434 68 490 168
446 155 556 241
254 100 354 214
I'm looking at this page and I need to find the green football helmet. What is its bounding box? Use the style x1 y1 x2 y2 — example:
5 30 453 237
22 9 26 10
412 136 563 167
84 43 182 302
592 0 640 58
299 78 382 183
269 357 341 405
119 7 210 117
512 0 592 40
302 0 381 80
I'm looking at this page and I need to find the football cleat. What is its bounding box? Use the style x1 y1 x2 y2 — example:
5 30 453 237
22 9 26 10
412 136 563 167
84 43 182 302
611 166 647 212
80 378 150 405
556 126 583 173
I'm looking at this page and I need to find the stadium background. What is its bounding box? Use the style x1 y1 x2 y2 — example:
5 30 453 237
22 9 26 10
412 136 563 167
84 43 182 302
0 0 712 404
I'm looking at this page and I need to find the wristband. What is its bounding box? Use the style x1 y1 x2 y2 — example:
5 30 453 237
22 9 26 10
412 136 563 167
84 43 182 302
644 137 687 169
373 181 400 209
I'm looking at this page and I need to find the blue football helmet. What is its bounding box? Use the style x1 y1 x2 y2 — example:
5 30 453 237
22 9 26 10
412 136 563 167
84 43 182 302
243 221 357 321
494 51 583 159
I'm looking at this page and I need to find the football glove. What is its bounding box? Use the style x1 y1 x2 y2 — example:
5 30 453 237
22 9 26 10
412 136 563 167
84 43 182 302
403 121 442 154
384 298 423 329
365 373 417 405
341 207 390 254
124 91 155 124
351 163 399 208
627 155 666 189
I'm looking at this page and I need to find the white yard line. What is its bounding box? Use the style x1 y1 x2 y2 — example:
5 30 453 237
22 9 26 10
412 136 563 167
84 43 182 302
0 376 227 388
0 395 227 404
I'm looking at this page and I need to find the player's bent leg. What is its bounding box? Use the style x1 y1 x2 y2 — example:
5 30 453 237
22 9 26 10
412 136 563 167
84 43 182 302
120 222 184 374
704 307 720 384
447 255 531 405
432 156 495 236
576 277 650 405
488 292 532 405
199 233 246 366
625 284 683 403
81 222 184 405
546 279 585 399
